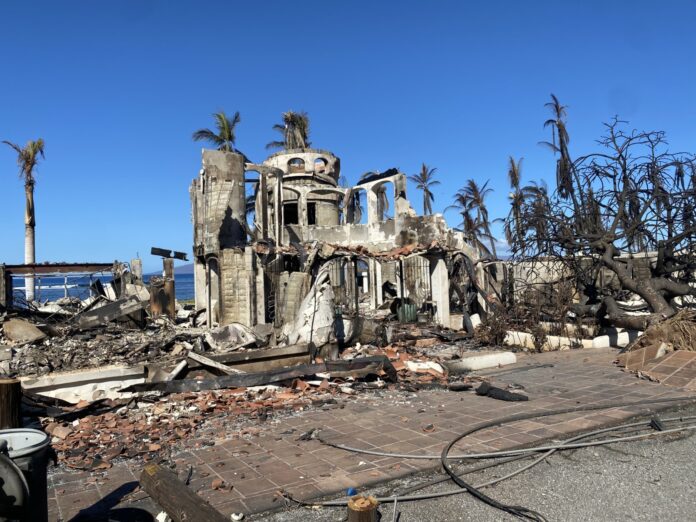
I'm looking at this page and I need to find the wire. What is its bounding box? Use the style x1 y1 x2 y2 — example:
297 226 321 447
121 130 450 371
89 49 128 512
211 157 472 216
439 400 696 521
284 397 696 515
317 396 696 460
290 419 696 507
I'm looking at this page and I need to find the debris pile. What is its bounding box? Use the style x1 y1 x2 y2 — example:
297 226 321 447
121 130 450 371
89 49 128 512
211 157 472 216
43 384 340 471
616 311 696 389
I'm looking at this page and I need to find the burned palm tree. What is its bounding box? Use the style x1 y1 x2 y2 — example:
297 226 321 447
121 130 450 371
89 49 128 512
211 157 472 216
266 111 311 151
408 163 439 215
540 94 573 200
448 179 497 258
3 138 45 301
504 156 526 251
525 180 551 253
192 111 241 152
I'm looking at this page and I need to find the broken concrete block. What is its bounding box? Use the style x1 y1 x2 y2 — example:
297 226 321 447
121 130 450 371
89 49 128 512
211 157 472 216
444 351 517 372
406 360 445 374
0 346 12 361
2 319 47 343
76 295 148 329
204 323 256 351
176 308 193 320
125 283 150 301
253 323 274 344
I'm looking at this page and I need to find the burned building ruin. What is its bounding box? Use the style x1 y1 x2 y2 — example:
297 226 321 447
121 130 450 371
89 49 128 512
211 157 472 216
189 146 484 345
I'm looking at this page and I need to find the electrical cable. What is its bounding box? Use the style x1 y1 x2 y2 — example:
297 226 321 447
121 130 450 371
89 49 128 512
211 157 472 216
439 400 696 521
395 415 692 496
283 397 696 515
287 418 696 508
317 396 696 460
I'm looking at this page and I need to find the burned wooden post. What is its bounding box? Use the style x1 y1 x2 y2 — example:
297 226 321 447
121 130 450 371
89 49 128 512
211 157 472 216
347 495 379 522
140 463 228 522
163 258 176 319
0 378 22 429
150 248 186 320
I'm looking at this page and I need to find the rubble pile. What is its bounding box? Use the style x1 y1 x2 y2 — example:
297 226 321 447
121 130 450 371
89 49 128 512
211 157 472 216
44 384 343 471
2 320 203 376
616 310 696 388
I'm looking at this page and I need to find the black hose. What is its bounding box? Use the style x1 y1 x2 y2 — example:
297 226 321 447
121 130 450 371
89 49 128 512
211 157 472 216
439 396 696 521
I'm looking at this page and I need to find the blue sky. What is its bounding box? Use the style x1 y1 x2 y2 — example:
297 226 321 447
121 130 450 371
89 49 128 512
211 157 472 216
1 1 695 272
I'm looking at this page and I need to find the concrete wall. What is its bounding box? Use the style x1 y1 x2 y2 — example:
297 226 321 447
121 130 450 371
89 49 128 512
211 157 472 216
0 265 8 309
276 272 310 326
190 150 247 255
220 248 256 326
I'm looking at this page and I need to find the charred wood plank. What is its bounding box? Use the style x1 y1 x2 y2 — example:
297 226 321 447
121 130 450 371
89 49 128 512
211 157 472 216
123 356 396 394
76 295 147 329
139 463 228 522
187 352 243 375
185 344 310 374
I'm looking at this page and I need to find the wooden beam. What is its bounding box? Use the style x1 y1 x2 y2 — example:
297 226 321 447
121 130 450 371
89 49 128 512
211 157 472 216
140 463 228 522
187 352 244 375
123 355 396 394
185 344 310 374
166 360 188 381
4 263 113 275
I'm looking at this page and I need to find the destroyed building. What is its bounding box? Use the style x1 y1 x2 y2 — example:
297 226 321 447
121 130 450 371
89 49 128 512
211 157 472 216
189 146 484 345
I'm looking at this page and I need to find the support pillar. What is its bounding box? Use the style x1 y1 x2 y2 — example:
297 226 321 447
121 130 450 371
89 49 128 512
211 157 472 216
275 174 284 246
193 257 206 310
429 255 450 327
163 258 176 319
131 258 143 283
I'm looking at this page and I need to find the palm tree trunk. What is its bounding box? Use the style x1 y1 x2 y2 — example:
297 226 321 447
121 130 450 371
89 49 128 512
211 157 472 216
24 182 36 302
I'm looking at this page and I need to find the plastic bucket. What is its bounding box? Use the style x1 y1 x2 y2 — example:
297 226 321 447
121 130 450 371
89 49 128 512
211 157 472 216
0 429 50 522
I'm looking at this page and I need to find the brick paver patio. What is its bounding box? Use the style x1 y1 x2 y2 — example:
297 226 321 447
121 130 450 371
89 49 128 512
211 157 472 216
47 347 695 520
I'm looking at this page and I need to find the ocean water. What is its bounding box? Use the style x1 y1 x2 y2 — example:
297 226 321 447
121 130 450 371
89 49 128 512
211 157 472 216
11 273 195 303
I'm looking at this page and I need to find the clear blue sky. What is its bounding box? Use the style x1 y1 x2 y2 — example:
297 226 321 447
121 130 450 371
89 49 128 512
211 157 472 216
1 1 695 272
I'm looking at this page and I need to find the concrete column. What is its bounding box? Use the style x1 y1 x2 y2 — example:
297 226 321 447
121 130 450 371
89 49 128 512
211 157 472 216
193 257 206 310
254 253 266 324
370 259 383 308
244 246 256 327
275 174 284 246
259 170 268 240
201 150 247 248
163 258 176 319
130 258 143 283
299 193 307 227
366 189 379 225
429 255 450 327
0 265 9 309
207 257 220 326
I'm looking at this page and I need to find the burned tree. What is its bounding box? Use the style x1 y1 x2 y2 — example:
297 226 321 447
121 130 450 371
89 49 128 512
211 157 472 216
509 97 696 330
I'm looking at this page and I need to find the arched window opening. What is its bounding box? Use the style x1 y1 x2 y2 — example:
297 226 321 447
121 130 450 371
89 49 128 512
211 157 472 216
314 157 328 173
288 158 305 173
